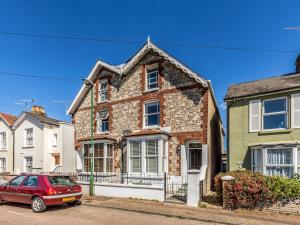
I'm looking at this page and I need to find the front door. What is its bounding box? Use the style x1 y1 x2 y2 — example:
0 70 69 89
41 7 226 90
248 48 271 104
188 143 202 170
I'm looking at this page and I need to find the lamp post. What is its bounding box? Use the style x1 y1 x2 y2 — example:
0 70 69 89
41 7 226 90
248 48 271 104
83 79 94 196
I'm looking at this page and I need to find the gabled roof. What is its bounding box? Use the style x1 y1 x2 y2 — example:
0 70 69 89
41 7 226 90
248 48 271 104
67 38 208 114
0 112 18 127
225 72 300 100
13 111 67 129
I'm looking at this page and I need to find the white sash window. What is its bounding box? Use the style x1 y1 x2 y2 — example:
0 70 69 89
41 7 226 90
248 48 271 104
127 136 166 174
262 98 287 130
0 132 6 150
98 79 108 102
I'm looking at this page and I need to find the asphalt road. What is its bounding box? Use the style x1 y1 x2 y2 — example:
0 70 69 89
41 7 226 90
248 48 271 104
0 202 214 225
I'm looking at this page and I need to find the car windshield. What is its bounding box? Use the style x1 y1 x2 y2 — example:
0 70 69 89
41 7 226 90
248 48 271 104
47 176 77 186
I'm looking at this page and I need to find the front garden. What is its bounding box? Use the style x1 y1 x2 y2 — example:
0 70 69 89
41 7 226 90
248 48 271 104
214 171 300 211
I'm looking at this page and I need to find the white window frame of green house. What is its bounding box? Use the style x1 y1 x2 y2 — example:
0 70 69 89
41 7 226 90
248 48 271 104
126 135 168 174
96 110 109 133
252 147 299 178
0 131 6 150
98 79 108 102
24 128 33 147
144 101 160 128
146 67 159 91
262 97 288 131
82 141 114 173
0 158 6 173
291 93 300 128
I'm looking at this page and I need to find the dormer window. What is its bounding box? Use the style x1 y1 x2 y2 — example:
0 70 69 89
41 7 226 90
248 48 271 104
146 68 158 91
97 110 109 133
98 79 108 102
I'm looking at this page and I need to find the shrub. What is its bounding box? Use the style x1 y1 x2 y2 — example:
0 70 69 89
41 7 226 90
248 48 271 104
214 170 300 209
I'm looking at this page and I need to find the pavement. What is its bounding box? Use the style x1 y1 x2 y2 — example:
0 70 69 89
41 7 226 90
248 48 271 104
0 196 299 225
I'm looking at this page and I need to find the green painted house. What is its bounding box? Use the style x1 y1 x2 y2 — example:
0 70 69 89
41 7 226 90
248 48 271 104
225 55 300 178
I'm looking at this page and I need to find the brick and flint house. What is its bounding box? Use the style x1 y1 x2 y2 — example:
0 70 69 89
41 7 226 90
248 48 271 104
67 39 223 193
225 55 300 178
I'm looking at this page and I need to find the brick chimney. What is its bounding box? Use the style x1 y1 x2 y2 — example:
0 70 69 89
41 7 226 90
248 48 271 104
296 54 300 73
31 105 47 117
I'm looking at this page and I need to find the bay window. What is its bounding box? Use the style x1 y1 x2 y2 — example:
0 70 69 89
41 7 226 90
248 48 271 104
83 142 113 173
263 98 287 130
130 140 142 173
98 79 108 102
128 137 167 174
0 132 6 150
252 147 299 178
298 148 300 174
146 140 158 173
144 101 160 127
266 148 293 177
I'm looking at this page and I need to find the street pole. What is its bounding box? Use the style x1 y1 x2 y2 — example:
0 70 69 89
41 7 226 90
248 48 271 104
89 83 94 196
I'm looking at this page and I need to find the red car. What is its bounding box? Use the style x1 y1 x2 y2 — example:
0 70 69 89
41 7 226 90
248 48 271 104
0 174 82 213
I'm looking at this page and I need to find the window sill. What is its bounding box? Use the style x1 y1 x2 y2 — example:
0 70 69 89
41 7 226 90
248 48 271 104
0 149 7 151
143 126 160 130
97 100 109 104
143 88 159 94
95 131 110 135
22 146 34 149
258 129 291 135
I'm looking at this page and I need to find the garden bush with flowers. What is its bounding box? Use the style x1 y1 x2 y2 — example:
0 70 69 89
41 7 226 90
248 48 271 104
214 170 300 209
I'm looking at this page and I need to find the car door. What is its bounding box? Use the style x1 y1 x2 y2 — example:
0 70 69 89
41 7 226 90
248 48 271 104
2 176 26 202
19 175 40 204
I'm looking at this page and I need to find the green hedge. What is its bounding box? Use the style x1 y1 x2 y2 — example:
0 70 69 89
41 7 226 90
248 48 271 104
214 170 300 209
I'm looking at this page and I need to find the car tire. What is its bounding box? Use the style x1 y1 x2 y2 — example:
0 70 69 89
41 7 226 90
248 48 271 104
32 197 46 213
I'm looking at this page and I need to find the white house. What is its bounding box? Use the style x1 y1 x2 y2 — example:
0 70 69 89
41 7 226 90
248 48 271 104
0 113 17 174
13 106 76 174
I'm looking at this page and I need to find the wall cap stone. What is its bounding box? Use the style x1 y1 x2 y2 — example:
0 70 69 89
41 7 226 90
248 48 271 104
221 175 235 181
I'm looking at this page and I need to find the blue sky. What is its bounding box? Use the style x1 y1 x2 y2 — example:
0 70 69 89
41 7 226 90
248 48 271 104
0 0 300 130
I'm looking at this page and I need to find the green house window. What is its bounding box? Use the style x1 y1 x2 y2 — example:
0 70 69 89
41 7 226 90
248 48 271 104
263 98 287 130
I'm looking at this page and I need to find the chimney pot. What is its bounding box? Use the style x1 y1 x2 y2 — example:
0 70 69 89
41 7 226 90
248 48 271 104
31 105 46 117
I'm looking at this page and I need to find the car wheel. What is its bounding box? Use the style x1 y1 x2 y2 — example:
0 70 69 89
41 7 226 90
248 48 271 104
32 197 46 213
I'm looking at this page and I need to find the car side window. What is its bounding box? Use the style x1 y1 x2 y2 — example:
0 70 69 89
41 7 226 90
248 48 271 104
23 176 38 187
9 176 26 186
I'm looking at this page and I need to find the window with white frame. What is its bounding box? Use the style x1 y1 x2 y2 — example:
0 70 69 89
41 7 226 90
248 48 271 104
128 137 165 174
97 110 109 133
24 156 33 173
98 79 108 102
252 147 297 178
146 68 158 90
297 148 300 174
52 133 57 146
266 148 293 178
83 143 113 173
130 140 142 173
146 139 158 173
0 132 6 150
24 128 33 146
0 158 6 173
144 101 160 127
263 98 287 130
